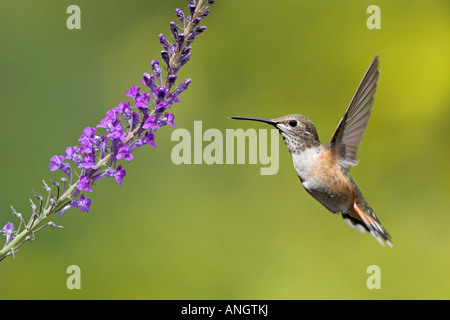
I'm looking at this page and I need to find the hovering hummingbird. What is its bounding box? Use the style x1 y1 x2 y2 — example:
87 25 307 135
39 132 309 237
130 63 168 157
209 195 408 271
231 56 393 247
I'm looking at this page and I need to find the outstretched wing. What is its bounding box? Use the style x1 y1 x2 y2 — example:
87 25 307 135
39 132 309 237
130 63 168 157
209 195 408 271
327 56 380 170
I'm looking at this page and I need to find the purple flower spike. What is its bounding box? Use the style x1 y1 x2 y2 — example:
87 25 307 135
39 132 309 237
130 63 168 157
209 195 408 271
0 0 215 261
24 0 214 259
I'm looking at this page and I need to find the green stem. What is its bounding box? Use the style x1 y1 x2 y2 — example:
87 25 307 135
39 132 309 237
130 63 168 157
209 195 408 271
0 123 143 262
0 183 77 261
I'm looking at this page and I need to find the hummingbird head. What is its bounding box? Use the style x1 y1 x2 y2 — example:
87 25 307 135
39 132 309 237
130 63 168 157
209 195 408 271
230 114 321 154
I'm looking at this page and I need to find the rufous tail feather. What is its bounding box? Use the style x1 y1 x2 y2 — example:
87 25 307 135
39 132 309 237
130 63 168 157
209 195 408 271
342 200 393 247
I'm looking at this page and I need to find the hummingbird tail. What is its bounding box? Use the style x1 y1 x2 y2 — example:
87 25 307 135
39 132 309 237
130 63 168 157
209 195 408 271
343 200 393 247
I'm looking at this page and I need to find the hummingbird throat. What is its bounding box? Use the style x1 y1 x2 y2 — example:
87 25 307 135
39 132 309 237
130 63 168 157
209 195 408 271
279 129 322 155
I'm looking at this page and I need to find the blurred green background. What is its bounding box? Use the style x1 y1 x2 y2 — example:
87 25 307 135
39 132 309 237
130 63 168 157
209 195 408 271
0 0 449 299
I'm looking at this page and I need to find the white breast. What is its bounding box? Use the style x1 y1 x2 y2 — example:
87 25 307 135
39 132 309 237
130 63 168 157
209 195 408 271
291 147 323 181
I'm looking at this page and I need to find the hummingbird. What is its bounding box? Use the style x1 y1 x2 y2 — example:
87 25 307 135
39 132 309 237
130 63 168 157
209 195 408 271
231 56 393 247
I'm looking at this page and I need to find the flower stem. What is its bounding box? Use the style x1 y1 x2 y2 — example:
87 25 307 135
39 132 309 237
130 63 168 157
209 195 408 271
0 183 77 261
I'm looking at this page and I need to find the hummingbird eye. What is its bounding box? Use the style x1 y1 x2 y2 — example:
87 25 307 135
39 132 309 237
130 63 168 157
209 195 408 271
288 120 298 127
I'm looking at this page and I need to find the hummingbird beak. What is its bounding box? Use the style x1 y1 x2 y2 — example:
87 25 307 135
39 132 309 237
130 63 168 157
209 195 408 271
229 116 278 126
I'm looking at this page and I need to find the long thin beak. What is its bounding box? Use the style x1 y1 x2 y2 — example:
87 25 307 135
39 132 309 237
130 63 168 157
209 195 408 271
229 116 278 126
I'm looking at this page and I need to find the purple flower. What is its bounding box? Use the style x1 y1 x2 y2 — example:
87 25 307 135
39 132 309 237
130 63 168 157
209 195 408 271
200 9 210 18
178 52 191 66
141 73 157 92
193 17 202 27
181 45 192 56
158 33 170 50
77 176 93 192
135 92 151 109
176 33 185 48
159 113 176 128
188 4 196 16
151 59 162 83
49 155 65 171
98 108 120 128
189 25 207 40
126 86 140 99
1 222 14 245
49 155 71 177
174 78 192 96
170 21 179 40
117 101 131 114
156 87 169 100
114 165 127 185
155 101 168 113
78 126 97 141
131 132 157 152
161 50 170 66
142 115 161 131
65 146 81 162
95 165 127 185
59 194 91 219
143 132 157 147
106 123 125 141
116 144 133 162
167 74 178 90
175 8 185 23
78 153 97 170
79 137 94 154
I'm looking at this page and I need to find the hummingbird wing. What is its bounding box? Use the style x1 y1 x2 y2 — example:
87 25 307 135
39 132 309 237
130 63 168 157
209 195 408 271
327 56 380 170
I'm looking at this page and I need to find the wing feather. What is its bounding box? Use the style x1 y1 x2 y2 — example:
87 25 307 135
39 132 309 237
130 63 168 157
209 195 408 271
327 56 380 169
